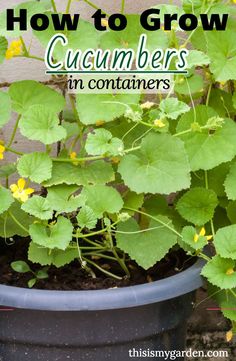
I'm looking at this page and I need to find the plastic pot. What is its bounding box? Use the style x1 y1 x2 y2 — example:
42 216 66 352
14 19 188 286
0 258 204 361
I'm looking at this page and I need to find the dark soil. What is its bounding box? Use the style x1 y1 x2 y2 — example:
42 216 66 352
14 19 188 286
0 238 196 291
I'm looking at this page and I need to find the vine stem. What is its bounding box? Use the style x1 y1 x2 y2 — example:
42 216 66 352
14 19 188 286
51 0 57 12
106 226 130 277
70 246 103 250
8 212 29 233
20 36 28 55
83 0 109 16
74 220 120 239
181 0 215 48
74 229 106 239
123 207 182 238
174 124 211 138
204 170 216 238
66 0 73 13
18 54 45 62
198 252 211 262
206 83 213 106
5 147 23 156
69 94 79 120
52 145 140 163
7 115 21 148
83 257 122 280
82 253 117 261
121 0 125 14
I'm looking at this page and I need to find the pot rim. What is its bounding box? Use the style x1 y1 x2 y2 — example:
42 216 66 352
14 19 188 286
0 258 204 311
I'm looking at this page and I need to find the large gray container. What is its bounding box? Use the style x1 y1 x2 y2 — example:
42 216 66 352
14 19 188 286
0 258 204 361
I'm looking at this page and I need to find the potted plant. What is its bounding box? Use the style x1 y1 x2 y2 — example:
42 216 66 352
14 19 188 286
0 0 236 359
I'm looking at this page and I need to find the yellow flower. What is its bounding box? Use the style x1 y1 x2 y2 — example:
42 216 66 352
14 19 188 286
226 268 235 276
161 25 170 33
70 151 77 160
10 178 34 203
5 39 22 60
226 330 233 342
219 81 226 89
194 227 213 243
176 76 185 85
140 101 155 110
194 233 199 243
111 157 120 164
121 40 129 48
101 18 109 28
154 119 166 128
199 227 206 236
96 120 105 127
70 151 79 166
0 144 5 160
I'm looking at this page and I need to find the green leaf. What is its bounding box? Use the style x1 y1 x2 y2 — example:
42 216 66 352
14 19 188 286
28 242 53 266
201 255 236 289
227 201 236 224
208 284 236 322
186 50 210 69
191 163 230 197
123 191 144 215
177 105 236 171
19 105 67 145
175 74 204 95
17 152 53 183
0 202 32 237
28 278 37 288
62 122 81 140
100 15 168 52
0 1 51 37
176 187 218 226
206 28 236 81
221 299 236 322
11 261 31 273
0 187 14 215
209 89 234 118
116 216 177 269
34 17 99 60
159 98 190 120
0 164 16 179
77 206 97 229
182 0 203 14
29 216 73 250
143 195 169 216
224 162 236 200
81 185 123 218
36 269 49 279
85 129 124 156
9 80 65 114
22 196 53 220
47 185 84 213
191 28 207 53
233 92 236 110
153 4 184 28
76 93 140 125
118 133 190 194
104 117 147 149
44 160 114 187
214 225 236 260
213 206 231 231
0 91 11 127
181 226 208 250
28 242 78 267
0 36 7 64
